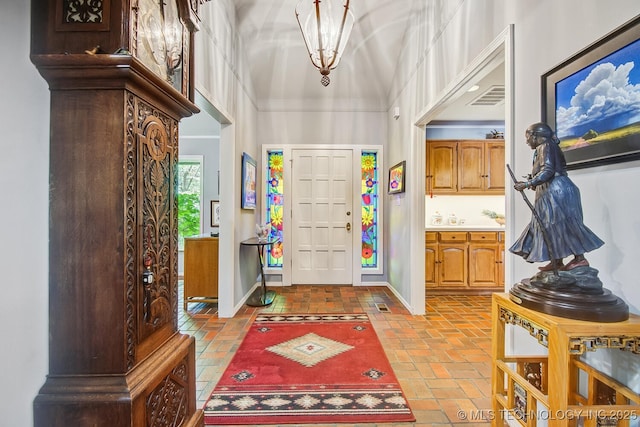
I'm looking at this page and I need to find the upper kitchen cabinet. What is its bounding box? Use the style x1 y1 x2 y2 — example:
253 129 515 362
426 139 504 195
426 141 457 194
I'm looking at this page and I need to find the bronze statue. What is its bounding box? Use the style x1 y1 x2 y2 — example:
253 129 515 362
508 122 628 322
509 122 604 272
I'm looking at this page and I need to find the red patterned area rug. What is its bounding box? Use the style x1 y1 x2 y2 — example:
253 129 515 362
203 313 415 425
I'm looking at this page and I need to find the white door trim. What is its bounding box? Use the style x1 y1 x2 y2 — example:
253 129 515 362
261 144 384 287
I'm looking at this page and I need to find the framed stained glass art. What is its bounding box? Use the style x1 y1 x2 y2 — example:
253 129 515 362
388 160 406 194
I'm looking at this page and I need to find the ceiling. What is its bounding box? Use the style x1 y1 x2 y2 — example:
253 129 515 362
233 0 420 111
183 1 504 134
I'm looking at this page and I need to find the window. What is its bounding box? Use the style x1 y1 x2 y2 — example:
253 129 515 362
361 151 379 268
177 156 204 250
265 150 284 268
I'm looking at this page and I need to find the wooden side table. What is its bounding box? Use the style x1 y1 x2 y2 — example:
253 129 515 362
492 293 640 427
183 236 219 310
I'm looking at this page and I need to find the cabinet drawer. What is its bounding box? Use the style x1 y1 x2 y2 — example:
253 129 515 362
425 231 438 242
439 231 467 242
469 232 498 242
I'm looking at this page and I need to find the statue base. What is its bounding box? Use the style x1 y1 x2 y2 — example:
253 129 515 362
509 266 629 323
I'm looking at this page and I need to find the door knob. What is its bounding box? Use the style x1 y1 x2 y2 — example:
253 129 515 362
346 223 351 231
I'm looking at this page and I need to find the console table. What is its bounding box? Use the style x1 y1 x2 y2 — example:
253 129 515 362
241 237 278 307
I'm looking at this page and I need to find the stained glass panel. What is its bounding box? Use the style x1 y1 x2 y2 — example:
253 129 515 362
361 151 378 268
266 151 284 268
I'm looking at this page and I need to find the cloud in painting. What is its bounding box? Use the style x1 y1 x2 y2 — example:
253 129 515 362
556 61 640 138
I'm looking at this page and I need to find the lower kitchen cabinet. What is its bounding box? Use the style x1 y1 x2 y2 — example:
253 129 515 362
439 232 468 288
425 232 438 288
425 230 504 293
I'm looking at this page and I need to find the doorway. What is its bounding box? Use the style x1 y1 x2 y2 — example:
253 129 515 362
416 25 515 301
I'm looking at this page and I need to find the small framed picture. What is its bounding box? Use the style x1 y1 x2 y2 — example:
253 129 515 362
210 200 220 227
388 160 406 194
241 152 257 209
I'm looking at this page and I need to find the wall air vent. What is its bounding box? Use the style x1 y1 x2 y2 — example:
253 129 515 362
469 85 505 106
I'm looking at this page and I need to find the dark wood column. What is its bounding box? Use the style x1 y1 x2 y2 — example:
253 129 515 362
30 1 203 426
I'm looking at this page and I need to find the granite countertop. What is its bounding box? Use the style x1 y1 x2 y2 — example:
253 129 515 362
425 225 505 231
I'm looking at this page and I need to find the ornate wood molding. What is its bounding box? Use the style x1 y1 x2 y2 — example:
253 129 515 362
499 307 550 347
568 336 640 355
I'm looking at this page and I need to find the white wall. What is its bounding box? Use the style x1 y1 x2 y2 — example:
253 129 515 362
257 111 387 147
196 0 261 312
390 0 640 393
0 3 49 426
387 0 510 314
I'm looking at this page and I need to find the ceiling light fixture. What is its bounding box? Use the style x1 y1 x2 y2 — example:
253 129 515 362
467 84 480 92
295 0 355 86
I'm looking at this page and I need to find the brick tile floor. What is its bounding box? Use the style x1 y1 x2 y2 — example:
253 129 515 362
178 285 495 426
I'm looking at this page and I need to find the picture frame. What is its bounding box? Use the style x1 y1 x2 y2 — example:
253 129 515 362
241 152 257 209
210 200 220 227
388 160 406 194
542 14 640 169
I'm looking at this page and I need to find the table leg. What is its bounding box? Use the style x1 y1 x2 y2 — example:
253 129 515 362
246 244 276 306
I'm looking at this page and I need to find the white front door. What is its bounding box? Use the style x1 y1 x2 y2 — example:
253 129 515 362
291 149 353 284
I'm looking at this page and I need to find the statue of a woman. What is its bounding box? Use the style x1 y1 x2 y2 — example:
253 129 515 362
509 122 604 271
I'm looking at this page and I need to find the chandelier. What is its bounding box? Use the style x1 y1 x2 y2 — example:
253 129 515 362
295 0 355 86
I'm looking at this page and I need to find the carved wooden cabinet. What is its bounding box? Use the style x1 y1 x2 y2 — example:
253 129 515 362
30 0 204 426
492 293 640 427
184 236 219 309
426 139 505 195
426 231 505 293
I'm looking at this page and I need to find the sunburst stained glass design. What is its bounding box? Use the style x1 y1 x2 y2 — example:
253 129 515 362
266 151 284 268
361 151 378 268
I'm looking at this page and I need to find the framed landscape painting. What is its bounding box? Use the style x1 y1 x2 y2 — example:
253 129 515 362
388 160 406 194
542 15 640 169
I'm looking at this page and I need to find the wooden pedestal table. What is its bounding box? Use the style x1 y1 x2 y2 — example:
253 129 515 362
241 237 279 306
492 293 640 427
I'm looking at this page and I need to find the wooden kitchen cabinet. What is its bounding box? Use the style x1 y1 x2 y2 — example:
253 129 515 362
458 142 485 191
426 139 504 195
426 231 505 293
468 232 501 288
424 232 438 288
485 142 506 192
184 236 219 309
438 232 468 288
498 232 505 288
426 141 457 194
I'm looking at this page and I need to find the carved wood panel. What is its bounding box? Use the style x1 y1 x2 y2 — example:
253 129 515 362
146 357 189 427
55 0 111 31
125 93 179 367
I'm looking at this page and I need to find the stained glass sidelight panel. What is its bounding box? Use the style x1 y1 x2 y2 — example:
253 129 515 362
266 151 284 268
361 151 378 268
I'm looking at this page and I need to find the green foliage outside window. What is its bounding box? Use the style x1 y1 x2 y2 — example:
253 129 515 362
178 192 201 249
177 161 202 250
